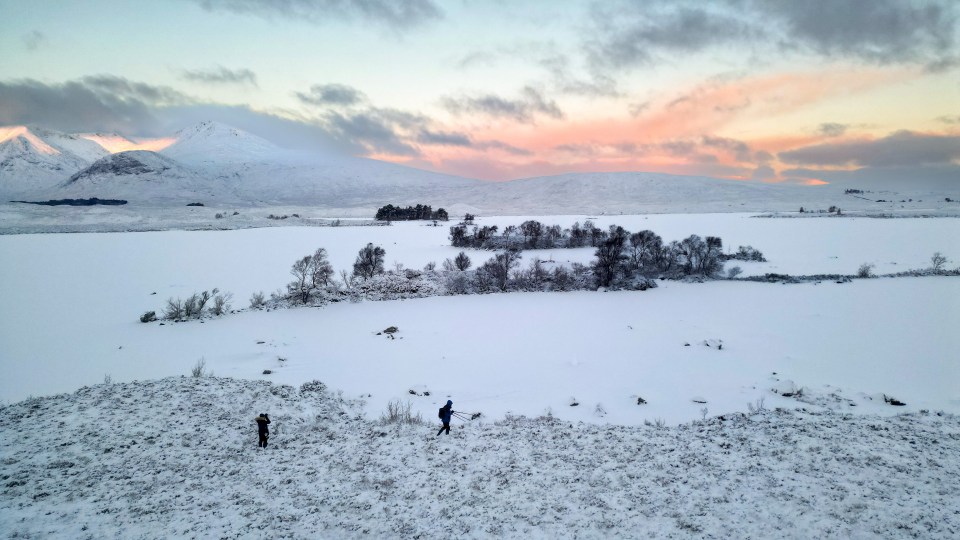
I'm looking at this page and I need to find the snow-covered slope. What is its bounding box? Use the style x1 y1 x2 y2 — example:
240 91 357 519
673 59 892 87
4 122 957 214
0 126 109 196
2 376 957 538
161 120 279 167
61 150 230 202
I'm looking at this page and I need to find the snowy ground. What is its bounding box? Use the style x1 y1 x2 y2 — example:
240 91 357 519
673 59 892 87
2 377 958 539
0 377 960 538
1 214 958 425
2 212 958 538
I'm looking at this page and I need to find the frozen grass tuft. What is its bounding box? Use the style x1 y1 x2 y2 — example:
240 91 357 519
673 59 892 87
379 399 423 425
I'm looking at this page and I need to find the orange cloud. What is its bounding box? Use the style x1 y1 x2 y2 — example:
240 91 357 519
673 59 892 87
382 67 919 181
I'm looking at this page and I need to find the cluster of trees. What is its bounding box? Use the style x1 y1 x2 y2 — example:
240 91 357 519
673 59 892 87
452 221 738 281
450 219 610 250
374 204 449 222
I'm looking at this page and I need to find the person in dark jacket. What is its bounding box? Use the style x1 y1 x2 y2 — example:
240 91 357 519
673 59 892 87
437 400 453 436
255 413 271 447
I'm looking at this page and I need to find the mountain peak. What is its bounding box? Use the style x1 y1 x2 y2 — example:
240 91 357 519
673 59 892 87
0 126 60 155
163 121 277 166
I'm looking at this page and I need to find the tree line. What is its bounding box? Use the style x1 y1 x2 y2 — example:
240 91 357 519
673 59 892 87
450 220 761 283
375 204 449 222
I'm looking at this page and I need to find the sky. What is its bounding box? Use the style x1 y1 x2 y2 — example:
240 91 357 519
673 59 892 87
0 0 958 184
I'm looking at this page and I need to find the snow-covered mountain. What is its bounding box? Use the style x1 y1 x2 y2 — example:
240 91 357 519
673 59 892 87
3 121 955 214
60 150 227 202
161 120 279 167
0 126 109 195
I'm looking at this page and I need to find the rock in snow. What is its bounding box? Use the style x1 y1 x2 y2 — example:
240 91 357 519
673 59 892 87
1 377 958 538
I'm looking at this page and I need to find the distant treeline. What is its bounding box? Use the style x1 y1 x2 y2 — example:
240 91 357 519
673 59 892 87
11 198 128 206
375 204 449 221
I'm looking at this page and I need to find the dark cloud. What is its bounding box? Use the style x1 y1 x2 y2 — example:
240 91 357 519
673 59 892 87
21 30 45 51
701 135 752 162
190 0 443 29
779 131 960 167
782 165 960 189
81 75 189 105
442 87 564 123
537 53 621 97
475 140 532 156
754 150 774 164
759 0 958 66
180 66 258 86
0 77 188 135
588 4 760 69
937 115 960 124
415 129 471 147
587 0 958 70
750 165 777 181
295 84 367 107
323 109 421 156
818 122 849 137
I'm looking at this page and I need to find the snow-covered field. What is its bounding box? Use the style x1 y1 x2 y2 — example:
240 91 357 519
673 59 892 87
1 214 958 424
1 213 959 538
2 377 959 539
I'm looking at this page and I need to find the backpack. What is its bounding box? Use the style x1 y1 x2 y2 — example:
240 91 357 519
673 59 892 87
438 407 445 419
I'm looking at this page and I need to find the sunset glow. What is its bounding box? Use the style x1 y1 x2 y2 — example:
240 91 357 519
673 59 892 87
0 1 956 185
80 134 176 154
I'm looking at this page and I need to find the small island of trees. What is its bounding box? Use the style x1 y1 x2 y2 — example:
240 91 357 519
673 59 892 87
375 204 448 222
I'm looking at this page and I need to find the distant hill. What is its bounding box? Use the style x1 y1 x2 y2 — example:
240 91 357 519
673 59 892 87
0 126 109 194
2 122 956 214
60 150 227 202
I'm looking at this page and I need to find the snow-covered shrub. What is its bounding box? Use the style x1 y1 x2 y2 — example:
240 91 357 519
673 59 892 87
723 245 767 262
445 271 472 295
162 297 184 320
299 380 327 394
183 293 201 318
379 399 424 425
191 358 209 377
727 266 743 279
747 396 766 414
210 292 232 316
249 291 266 309
857 263 875 278
346 271 445 301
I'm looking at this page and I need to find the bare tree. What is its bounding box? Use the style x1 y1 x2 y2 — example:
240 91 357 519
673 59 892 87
210 292 233 316
931 252 948 272
480 250 521 291
288 248 333 303
353 243 386 280
163 298 184 320
249 291 266 309
183 293 201 319
593 229 627 287
454 251 471 271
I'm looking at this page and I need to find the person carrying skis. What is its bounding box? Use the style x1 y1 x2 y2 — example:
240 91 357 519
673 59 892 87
437 400 454 436
255 413 271 448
